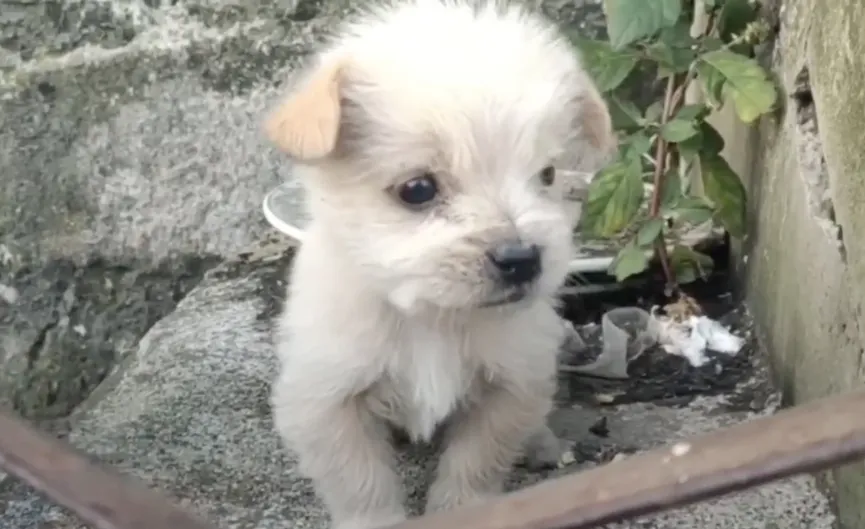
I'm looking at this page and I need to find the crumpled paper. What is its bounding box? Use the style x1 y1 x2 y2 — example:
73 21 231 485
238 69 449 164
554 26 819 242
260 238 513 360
560 305 745 379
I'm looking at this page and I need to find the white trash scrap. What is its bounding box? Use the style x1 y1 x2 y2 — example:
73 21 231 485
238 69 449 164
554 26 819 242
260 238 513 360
560 297 745 379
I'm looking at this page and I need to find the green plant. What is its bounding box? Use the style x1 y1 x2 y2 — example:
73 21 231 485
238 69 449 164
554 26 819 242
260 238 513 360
571 0 778 292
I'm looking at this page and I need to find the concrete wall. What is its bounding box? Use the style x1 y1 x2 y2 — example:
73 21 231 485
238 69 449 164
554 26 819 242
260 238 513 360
724 0 865 526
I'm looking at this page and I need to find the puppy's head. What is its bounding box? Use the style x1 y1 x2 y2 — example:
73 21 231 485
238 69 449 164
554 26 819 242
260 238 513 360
266 0 615 314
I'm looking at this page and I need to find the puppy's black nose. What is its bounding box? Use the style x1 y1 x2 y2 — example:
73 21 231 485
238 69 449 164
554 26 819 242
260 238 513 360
487 242 542 285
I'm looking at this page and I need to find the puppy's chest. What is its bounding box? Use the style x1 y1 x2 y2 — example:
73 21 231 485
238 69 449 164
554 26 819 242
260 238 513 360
377 326 479 442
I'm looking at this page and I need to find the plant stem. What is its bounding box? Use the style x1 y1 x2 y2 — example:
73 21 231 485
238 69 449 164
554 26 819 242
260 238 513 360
650 74 681 294
648 11 722 296
649 75 678 218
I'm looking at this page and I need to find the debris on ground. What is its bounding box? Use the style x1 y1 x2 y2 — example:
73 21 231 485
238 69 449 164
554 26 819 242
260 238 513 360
560 293 746 378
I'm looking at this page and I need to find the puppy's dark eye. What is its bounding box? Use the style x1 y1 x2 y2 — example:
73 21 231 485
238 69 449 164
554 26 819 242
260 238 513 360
539 165 556 186
397 173 439 207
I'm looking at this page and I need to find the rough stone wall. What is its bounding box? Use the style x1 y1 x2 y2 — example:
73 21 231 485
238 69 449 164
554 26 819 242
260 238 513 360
0 0 350 422
0 0 337 268
735 0 865 526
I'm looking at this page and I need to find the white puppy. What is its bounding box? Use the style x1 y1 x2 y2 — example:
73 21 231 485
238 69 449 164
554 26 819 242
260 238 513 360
265 1 615 528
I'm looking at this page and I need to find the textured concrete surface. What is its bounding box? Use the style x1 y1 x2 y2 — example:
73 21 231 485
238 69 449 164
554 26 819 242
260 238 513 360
0 1 323 267
0 0 841 527
0 0 335 420
726 0 865 527
0 241 836 529
0 254 220 420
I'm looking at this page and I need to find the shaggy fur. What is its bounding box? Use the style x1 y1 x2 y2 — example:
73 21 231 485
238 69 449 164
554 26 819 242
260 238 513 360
265 1 615 528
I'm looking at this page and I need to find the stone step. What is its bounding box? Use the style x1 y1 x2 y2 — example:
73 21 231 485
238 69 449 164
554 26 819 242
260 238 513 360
0 243 836 529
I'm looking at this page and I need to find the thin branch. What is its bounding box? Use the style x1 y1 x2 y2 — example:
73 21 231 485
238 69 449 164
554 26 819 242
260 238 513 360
649 74 678 218
648 74 679 290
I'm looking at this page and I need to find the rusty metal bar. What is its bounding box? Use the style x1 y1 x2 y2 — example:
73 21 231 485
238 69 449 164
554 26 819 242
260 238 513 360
389 388 865 529
3 389 865 529
0 411 220 529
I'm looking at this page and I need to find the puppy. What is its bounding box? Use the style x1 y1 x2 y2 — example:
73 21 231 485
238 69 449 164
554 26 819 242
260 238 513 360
265 1 615 528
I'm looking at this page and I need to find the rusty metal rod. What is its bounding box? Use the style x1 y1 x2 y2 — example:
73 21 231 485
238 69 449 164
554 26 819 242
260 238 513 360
0 411 220 529
388 388 865 529
3 389 865 529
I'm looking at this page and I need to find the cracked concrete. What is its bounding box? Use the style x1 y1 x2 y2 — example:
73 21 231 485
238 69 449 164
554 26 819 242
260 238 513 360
790 66 846 260
728 0 865 527
0 0 350 423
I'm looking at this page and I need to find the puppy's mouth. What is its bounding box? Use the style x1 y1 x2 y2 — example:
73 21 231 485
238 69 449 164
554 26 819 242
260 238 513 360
480 287 529 308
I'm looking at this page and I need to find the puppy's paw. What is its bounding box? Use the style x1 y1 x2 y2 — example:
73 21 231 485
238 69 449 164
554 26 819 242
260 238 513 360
333 511 407 529
521 425 574 471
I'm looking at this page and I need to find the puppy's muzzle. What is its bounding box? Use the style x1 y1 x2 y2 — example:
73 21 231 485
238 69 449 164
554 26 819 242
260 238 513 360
486 241 542 286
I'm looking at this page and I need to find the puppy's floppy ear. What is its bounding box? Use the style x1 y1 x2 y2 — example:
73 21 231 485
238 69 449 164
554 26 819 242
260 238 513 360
577 85 617 162
265 59 345 161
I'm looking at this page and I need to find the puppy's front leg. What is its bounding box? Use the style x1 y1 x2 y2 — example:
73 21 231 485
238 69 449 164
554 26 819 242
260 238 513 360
425 382 552 513
272 379 406 529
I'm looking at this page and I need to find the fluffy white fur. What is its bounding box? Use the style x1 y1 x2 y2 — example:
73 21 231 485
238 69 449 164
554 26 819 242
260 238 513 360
266 1 615 528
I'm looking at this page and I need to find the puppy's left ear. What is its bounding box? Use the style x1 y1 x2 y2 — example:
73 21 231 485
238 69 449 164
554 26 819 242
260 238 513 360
265 59 345 161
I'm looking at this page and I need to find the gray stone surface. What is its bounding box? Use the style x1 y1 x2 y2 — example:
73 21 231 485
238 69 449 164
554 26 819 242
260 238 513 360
0 0 347 420
0 0 607 268
0 0 840 527
0 241 837 529
0 254 220 420
1 2 312 267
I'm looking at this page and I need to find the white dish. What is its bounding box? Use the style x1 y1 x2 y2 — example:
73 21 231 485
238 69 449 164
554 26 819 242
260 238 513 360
262 182 619 274
261 180 720 276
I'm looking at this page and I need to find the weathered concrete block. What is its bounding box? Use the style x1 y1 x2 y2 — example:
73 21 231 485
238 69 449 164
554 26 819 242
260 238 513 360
0 0 348 419
734 0 865 526
0 1 329 267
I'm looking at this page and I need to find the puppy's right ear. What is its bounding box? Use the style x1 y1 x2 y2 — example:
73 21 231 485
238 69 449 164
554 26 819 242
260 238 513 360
265 59 345 161
568 83 619 175
578 85 617 162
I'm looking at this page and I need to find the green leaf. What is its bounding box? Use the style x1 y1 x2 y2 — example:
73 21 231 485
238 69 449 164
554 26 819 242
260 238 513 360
669 245 714 284
582 158 645 238
607 95 644 131
696 60 726 108
636 217 665 247
717 0 759 42
646 43 695 74
698 121 726 154
660 119 699 142
659 169 683 212
674 196 715 226
603 0 683 50
572 38 640 92
700 154 747 237
646 21 697 73
620 131 653 162
644 101 664 124
673 104 709 122
679 121 726 162
698 50 778 123
610 243 651 282
699 36 725 55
